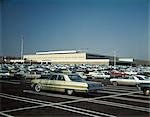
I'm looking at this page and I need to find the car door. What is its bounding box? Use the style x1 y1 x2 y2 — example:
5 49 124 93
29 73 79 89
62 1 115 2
122 76 135 85
46 74 66 92
128 76 136 85
118 77 130 85
38 76 50 90
54 75 66 92
46 74 58 91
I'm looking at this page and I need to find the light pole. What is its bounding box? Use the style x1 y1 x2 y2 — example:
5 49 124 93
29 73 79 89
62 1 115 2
21 35 24 60
113 50 116 68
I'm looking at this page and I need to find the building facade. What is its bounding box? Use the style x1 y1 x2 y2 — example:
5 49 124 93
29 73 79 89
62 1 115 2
23 50 110 65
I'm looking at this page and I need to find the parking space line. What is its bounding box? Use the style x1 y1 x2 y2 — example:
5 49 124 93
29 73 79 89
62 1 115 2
89 100 150 112
0 80 20 85
58 91 142 105
2 105 48 113
0 93 51 105
2 103 116 117
98 90 150 100
98 90 119 94
60 105 117 117
2 101 113 117
0 94 44 105
103 89 150 99
0 91 147 117
3 103 116 117
129 94 150 99
51 105 103 117
103 88 134 93
22 90 121 105
24 86 146 100
38 91 142 106
0 112 14 117
23 90 141 104
86 91 142 101
23 90 143 107
105 86 138 91
111 96 150 104
0 92 116 117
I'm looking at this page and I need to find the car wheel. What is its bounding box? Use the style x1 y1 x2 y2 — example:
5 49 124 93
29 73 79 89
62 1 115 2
112 81 118 86
143 88 150 96
34 84 41 92
66 89 74 95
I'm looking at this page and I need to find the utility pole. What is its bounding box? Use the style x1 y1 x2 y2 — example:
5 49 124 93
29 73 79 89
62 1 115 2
113 50 116 68
21 35 24 60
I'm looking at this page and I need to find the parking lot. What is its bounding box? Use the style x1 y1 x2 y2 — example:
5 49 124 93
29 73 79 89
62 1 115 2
0 79 149 117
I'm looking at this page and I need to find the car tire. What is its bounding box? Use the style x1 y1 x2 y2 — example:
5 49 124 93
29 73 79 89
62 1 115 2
112 81 118 86
34 84 41 92
66 89 74 95
143 88 150 96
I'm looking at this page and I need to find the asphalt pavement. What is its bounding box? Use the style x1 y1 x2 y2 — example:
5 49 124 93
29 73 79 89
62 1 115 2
0 79 149 117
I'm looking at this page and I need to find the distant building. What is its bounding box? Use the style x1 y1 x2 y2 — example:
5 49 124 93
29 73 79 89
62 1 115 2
0 56 21 63
22 50 150 66
24 50 110 65
10 59 24 63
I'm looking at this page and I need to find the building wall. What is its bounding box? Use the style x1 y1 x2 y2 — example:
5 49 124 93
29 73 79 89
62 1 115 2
50 59 109 65
23 52 109 65
24 53 86 62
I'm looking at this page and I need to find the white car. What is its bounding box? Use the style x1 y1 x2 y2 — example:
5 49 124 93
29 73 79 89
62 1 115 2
88 71 110 79
124 71 137 75
0 70 10 78
110 75 150 86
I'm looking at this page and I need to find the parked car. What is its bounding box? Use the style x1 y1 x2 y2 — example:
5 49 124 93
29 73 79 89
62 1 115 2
89 77 111 86
138 83 150 95
110 70 127 77
0 69 10 79
31 73 103 95
14 70 26 79
88 71 110 79
25 71 41 79
110 75 150 86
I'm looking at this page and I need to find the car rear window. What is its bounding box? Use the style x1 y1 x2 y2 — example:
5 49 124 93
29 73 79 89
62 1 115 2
68 75 85 82
50 75 57 80
57 75 65 81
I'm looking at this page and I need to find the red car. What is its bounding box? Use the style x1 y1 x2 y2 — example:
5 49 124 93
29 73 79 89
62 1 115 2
111 70 127 77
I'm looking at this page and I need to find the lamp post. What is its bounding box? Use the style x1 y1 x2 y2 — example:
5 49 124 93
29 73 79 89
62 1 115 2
114 50 116 68
21 35 24 60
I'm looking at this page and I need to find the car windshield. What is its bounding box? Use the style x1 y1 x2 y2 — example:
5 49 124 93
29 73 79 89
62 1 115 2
143 76 150 80
136 76 145 80
68 75 86 82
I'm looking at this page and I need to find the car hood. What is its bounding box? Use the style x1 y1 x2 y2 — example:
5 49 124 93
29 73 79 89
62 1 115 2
136 80 150 84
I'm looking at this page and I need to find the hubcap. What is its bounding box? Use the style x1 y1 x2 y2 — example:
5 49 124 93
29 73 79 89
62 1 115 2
35 84 41 92
67 90 73 95
113 82 118 86
145 89 150 95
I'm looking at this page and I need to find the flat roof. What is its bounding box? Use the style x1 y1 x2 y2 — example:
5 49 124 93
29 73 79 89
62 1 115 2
36 50 83 55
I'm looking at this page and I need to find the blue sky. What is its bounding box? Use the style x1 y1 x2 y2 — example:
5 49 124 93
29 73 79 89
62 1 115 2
0 1 1 55
1 0 149 60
